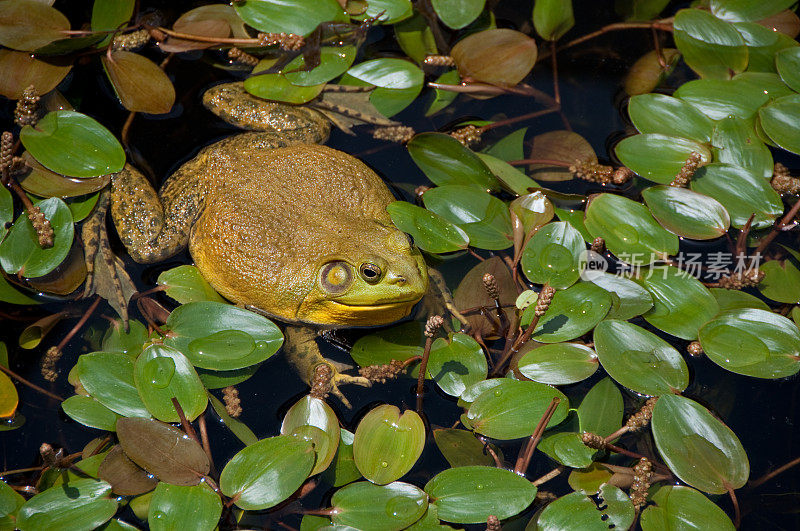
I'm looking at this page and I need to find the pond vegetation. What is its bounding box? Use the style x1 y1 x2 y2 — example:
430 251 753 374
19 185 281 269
1 0 800 529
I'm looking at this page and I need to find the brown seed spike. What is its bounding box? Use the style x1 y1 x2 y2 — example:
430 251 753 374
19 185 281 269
534 286 555 317
423 54 456 67
482 273 500 301
222 386 242 417
630 457 654 509
425 315 445 338
359 359 406 383
581 431 607 450
14 85 40 128
372 125 416 143
670 151 702 187
486 515 501 531
625 397 658 431
590 237 605 254
228 47 259 67
687 341 704 357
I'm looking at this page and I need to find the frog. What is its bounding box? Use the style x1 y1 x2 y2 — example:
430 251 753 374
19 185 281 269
100 82 429 404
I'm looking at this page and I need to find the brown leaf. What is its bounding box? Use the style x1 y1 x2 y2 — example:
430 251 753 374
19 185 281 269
529 130 597 181
98 445 159 496
18 152 111 198
0 49 71 99
27 243 87 295
88 248 137 323
160 19 230 52
173 4 248 39
116 417 210 486
623 48 680 96
0 0 70 51
451 29 537 87
453 256 519 340
102 51 176 114
757 9 800 38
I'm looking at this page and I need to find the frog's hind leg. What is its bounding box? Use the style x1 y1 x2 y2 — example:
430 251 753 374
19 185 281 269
283 325 370 408
110 163 202 264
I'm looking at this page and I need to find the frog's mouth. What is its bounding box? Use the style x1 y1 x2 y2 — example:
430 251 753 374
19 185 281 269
296 296 421 327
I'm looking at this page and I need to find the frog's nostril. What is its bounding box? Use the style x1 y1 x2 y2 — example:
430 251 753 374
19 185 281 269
387 272 407 285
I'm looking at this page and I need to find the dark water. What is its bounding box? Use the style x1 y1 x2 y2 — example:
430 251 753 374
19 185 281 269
1 1 799 529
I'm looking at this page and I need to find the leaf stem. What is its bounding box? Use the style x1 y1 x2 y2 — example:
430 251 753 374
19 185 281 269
0 363 63 402
514 397 561 475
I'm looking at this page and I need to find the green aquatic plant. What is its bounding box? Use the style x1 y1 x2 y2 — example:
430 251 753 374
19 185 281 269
0 0 800 529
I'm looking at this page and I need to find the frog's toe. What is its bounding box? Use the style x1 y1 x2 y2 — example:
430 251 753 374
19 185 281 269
328 375 371 409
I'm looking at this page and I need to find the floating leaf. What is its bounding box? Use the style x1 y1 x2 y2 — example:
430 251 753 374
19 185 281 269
353 404 425 485
516 342 598 385
208 392 258 446
757 9 800 37
529 282 612 343
466 378 569 439
623 48 680 96
0 370 18 418
76 352 150 418
640 485 735 530
480 154 540 197
116 417 210 486
173 4 250 39
148 483 222 531
675 78 769 120
322 429 362 488
628 93 713 142
451 29 537 86
425 69 460 116
433 428 502 468
673 8 747 79
533 0 574 40
652 394 749 494
776 47 800 92
350 321 423 369
453 256 519 340
590 273 653 320
711 115 773 179
233 0 344 36
347 58 423 89
0 479 25 529
62 395 119 431
431 0 485 29
284 45 356 86
281 395 339 475
0 197 73 279
712 287 770 311
98 445 158 496
528 130 596 181
220 435 315 510
331 481 427 530
710 0 796 22
395 12 437 63
91 0 134 47
0 0 70 51
244 73 324 104
157 265 225 304
369 84 422 117
408 133 498 190
427 333 488 397
164 301 282 371
424 466 537 523
759 250 800 303
18 153 111 198
16 479 117 531
20 111 125 178
484 127 528 162
355 0 413 24
698 308 800 378
643 186 730 240
102 51 175 115
521 221 584 288
576 377 623 438
585 193 679 262
594 320 689 395
536 486 634 530
614 133 711 184
758 94 800 155
386 201 469 254
423 185 511 250
134 344 208 423
0 49 71 100
690 163 784 229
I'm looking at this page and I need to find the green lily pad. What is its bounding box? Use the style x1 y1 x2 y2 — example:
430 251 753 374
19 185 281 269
628 93 714 142
521 221 584 288
356 0 413 24
758 94 800 155
20 111 125 178
690 163 784 229
164 301 282 371
594 319 690 395
0 479 25 529
424 466 537 523
432 0 484 29
62 395 120 432
567 463 613 495
711 287 770 311
321 429 362 488
538 426 595 468
577 377 624 438
284 45 356 86
585 193 679 262
483 127 527 162
733 22 793 72
652 394 749 494
712 116 774 179
347 58 423 89
533 0 574 40
0 197 73 279
427 333 488 397
590 273 653 320
77 352 150 418
516 342 598 385
466 378 569 439
148 483 221 531
157 265 226 304
710 0 796 22
536 486 634 530
614 133 712 184
353 404 425 485
529 281 612 343
244 73 324 104
100 320 147 357
638 265 720 340
16 479 117 531
350 321 424 370
759 249 800 303
220 435 315 510
698 308 800 378
432 428 502 468
642 185 730 240
91 0 134 47
395 12 437 63
408 133 498 190
776 47 800 92
640 485 735 530
208 392 258 447
281 395 339 475
233 0 344 36
422 185 512 250
134 344 208 423
386 201 469 254
673 8 747 79
425 69 461 116
675 78 769 120
331 481 427 530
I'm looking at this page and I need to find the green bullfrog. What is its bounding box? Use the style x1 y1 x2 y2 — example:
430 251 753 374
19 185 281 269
107 82 429 402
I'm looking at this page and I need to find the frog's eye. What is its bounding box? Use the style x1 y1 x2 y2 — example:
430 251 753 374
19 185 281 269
319 261 353 294
359 263 383 284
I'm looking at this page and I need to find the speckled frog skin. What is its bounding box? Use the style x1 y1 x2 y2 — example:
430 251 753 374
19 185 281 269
110 83 428 400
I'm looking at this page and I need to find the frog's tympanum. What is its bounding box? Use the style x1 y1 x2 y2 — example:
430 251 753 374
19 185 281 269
109 82 428 402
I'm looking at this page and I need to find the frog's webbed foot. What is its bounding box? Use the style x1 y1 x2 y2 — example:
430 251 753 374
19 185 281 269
283 325 370 408
81 189 135 325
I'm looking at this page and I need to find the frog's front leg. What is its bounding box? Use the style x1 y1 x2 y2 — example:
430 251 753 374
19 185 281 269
283 325 370 408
